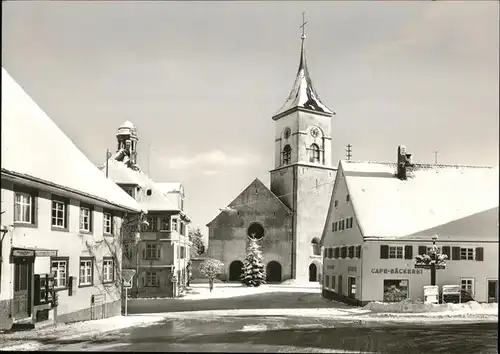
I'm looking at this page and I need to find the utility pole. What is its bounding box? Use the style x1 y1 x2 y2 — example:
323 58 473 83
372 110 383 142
346 144 352 161
105 149 111 178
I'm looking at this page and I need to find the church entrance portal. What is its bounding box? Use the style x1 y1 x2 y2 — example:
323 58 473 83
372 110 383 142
266 261 282 283
229 260 243 281
309 263 317 282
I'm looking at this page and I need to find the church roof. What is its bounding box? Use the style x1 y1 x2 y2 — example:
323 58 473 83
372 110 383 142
272 37 334 120
322 160 498 242
1 68 143 213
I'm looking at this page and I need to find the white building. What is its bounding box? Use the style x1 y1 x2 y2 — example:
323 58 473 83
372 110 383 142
1 68 143 331
321 145 499 305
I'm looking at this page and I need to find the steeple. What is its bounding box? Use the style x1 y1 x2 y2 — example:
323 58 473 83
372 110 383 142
116 120 139 165
272 14 334 121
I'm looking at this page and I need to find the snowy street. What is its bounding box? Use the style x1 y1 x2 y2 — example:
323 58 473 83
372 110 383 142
1 284 497 352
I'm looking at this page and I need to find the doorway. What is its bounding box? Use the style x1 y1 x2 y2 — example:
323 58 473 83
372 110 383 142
266 261 282 283
347 276 356 299
487 280 498 303
13 262 32 319
229 260 243 281
309 263 317 282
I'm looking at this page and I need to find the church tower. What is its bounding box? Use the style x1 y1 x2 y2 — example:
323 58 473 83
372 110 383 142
116 120 139 165
270 16 337 281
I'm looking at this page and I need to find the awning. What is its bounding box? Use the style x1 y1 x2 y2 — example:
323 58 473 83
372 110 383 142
9 247 58 263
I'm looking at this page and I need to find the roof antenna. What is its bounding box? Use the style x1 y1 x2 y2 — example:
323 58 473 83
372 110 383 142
434 150 438 165
346 144 353 161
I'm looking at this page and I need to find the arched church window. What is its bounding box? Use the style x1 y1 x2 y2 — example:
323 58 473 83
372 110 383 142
309 144 321 163
247 223 265 240
282 145 292 165
311 238 321 256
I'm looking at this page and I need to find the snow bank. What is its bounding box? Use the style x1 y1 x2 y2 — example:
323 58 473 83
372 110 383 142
0 315 165 351
364 300 498 315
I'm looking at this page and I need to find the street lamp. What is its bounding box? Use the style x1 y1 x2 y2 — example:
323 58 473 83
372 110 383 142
414 234 447 286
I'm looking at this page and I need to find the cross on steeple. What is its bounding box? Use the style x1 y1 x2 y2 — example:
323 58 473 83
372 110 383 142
300 12 308 40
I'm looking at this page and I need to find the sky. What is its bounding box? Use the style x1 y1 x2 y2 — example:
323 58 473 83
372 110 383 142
2 1 499 241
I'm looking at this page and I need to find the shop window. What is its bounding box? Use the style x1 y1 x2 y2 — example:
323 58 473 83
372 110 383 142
348 276 356 298
383 279 409 302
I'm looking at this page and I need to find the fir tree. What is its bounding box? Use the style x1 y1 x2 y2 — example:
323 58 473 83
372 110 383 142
241 238 266 287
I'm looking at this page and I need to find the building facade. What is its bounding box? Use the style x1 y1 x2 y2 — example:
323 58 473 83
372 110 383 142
102 122 192 298
0 68 143 331
207 29 337 283
321 146 499 305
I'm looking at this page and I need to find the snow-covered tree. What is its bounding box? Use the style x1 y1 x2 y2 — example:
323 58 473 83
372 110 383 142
188 227 206 258
241 238 266 287
199 258 224 292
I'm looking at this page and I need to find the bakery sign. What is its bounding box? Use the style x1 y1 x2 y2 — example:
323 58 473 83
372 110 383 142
371 268 423 275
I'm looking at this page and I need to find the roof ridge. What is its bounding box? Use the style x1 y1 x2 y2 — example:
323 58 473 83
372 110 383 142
343 160 494 169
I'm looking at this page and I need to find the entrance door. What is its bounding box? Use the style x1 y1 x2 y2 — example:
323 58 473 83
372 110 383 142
229 261 244 281
348 276 356 298
13 263 32 319
266 261 282 283
309 263 317 282
488 280 498 303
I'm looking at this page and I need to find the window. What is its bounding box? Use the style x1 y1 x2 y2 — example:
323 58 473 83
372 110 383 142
348 246 354 258
146 216 157 232
180 246 185 259
328 248 334 259
103 213 113 235
122 187 134 197
334 200 339 208
460 248 474 260
324 275 330 288
282 145 292 165
51 199 67 229
172 218 178 232
383 279 409 302
159 217 170 231
180 222 186 236
334 247 340 258
346 194 350 203
355 245 361 258
144 244 161 260
309 143 321 163
341 246 347 258
79 206 92 232
103 258 114 283
14 192 33 224
427 246 442 254
79 258 94 286
461 278 475 296
389 246 404 259
331 275 336 290
51 259 68 289
311 238 321 256
333 222 338 232
146 271 160 287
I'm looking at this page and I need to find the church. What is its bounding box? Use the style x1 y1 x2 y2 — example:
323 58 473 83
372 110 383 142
206 26 337 283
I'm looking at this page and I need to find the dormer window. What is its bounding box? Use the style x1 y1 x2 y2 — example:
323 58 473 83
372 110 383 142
346 194 350 203
282 145 292 165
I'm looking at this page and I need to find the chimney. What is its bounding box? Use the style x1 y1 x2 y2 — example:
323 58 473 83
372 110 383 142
397 145 414 180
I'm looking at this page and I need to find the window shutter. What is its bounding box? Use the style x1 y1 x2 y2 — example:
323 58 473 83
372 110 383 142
156 275 160 287
404 245 413 260
452 247 461 260
323 249 327 258
158 246 161 259
417 246 427 256
380 245 389 259
475 247 484 261
141 248 145 259
329 248 333 259
442 246 451 259
356 245 362 258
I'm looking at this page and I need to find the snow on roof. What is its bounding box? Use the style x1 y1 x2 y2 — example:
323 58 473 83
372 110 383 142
101 158 180 213
341 160 499 238
1 68 142 213
156 182 183 195
272 40 334 120
120 120 135 129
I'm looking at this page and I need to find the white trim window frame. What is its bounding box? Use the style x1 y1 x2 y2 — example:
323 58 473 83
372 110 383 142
103 212 113 235
146 216 157 232
103 258 114 283
79 259 93 286
460 247 474 260
159 217 170 231
146 244 160 260
461 278 475 296
14 192 32 223
51 259 68 289
388 245 404 259
80 207 91 232
52 200 66 228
